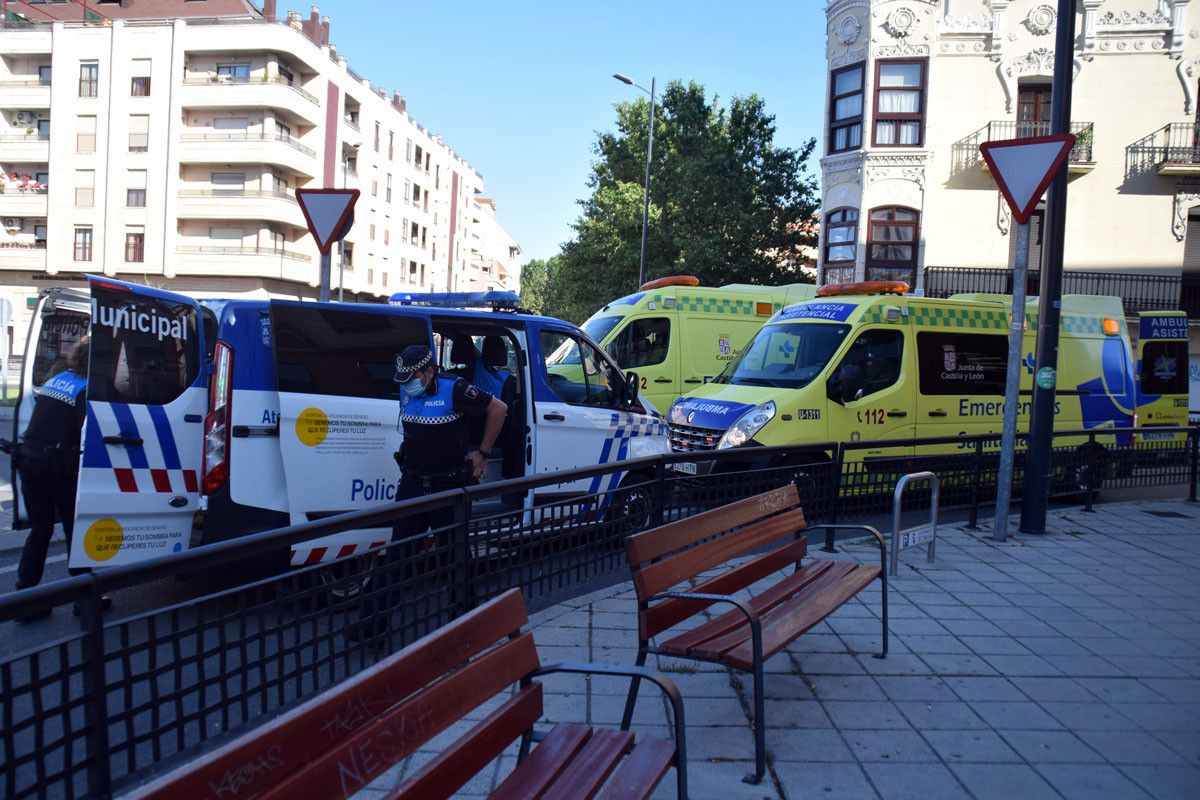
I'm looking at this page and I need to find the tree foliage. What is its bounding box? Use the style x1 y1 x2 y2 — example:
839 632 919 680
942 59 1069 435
549 80 819 324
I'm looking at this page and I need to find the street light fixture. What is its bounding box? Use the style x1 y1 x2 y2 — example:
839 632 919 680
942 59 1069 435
613 73 656 289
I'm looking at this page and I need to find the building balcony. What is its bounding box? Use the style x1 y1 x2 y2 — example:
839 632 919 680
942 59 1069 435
0 133 49 162
174 244 314 283
179 131 318 178
954 121 1095 177
0 23 52 55
0 78 50 108
923 266 1198 319
177 188 306 229
0 185 48 216
180 76 321 125
0 241 46 270
1128 122 1200 176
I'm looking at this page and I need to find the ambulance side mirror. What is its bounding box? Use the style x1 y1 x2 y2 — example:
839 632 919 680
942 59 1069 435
623 370 640 408
827 364 865 405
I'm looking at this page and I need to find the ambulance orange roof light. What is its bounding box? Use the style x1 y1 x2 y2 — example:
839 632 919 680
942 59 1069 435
815 280 910 298
640 275 700 291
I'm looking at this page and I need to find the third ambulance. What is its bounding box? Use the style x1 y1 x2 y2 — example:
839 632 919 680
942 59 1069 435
667 282 1189 479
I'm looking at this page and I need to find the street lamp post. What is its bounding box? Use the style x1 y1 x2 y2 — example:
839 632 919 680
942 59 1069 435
613 73 655 289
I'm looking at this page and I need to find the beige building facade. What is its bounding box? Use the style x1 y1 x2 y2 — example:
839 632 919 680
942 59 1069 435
0 1 519 357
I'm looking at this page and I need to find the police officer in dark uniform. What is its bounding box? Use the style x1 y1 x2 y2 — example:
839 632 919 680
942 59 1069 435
350 344 506 641
12 336 109 620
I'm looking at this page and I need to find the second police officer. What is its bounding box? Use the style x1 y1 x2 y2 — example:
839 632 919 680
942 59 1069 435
351 343 507 641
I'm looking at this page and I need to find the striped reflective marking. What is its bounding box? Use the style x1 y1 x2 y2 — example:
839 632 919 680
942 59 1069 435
110 403 150 469
148 405 182 470
83 405 113 469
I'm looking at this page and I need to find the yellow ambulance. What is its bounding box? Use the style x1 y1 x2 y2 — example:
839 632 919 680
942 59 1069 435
667 282 1188 480
581 276 817 412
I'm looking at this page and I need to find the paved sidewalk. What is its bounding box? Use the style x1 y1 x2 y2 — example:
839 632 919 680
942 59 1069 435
355 500 1200 799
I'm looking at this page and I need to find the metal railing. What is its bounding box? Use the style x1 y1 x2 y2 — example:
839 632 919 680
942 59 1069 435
0 78 50 87
922 266 1196 317
177 188 296 202
0 186 47 194
179 131 316 157
985 120 1094 162
1133 122 1200 167
0 133 49 142
174 244 311 262
181 75 319 105
0 425 1195 799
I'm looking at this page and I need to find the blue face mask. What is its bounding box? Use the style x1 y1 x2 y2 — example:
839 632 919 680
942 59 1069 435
403 377 425 398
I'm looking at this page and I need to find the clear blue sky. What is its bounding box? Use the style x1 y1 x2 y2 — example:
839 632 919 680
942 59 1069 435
315 1 828 262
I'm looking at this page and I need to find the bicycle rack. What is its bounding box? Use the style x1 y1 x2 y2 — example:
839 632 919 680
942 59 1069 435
890 471 939 577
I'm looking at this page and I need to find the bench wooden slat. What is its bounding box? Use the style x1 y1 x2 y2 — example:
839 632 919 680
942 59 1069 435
626 484 799 566
723 564 880 671
261 632 541 800
490 723 593 800
540 728 635 800
128 588 529 800
641 538 808 639
660 559 840 655
594 737 676 800
385 683 544 800
634 508 807 598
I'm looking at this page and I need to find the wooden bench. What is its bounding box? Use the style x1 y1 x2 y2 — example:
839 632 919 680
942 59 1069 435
621 483 887 784
131 588 688 800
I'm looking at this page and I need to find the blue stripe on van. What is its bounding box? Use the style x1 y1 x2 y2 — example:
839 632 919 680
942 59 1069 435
82 405 112 469
110 403 149 469
148 405 181 470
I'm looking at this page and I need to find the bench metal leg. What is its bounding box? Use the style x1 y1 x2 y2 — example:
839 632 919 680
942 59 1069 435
745 657 766 784
619 645 648 732
876 571 889 659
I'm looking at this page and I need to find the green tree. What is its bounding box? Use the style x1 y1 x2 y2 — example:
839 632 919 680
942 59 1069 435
552 81 818 323
519 257 550 315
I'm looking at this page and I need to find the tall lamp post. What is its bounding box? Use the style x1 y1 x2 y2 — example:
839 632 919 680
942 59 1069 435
613 73 655 289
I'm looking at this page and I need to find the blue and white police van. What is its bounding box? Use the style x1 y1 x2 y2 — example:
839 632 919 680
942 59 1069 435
14 277 668 572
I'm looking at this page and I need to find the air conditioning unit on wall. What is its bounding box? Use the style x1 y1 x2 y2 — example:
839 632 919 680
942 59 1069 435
3 218 22 232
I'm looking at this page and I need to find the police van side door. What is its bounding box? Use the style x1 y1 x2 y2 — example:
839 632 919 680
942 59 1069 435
531 323 650 497
12 288 90 527
72 277 207 568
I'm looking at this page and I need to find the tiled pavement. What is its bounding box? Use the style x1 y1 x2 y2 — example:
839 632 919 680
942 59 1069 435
283 500 1200 797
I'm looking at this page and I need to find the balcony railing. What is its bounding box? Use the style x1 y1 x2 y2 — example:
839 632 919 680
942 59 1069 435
178 188 296 202
1129 123 1200 175
0 77 50 86
923 266 1198 318
0 132 49 142
182 75 319 105
343 117 361 132
175 245 311 262
0 185 47 194
984 120 1095 162
179 131 316 157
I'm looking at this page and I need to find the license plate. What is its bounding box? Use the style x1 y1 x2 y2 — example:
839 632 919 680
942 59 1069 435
898 528 935 549
674 461 698 475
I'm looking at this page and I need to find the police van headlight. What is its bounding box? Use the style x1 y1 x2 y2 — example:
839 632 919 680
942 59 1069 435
717 401 776 450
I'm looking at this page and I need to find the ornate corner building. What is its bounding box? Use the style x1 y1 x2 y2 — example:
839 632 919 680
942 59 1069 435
819 0 1200 340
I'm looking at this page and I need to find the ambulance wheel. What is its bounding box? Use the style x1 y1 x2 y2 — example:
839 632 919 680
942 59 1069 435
782 455 832 507
314 555 374 602
609 472 655 535
1065 444 1107 496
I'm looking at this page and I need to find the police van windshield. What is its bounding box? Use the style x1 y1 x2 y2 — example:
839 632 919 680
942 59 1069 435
582 314 624 345
714 323 851 389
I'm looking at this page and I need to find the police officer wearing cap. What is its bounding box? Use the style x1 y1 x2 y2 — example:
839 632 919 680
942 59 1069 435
350 344 507 642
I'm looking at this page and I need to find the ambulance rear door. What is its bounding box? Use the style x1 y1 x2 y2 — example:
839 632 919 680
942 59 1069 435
269 302 429 564
72 278 207 568
12 288 90 527
1136 311 1190 429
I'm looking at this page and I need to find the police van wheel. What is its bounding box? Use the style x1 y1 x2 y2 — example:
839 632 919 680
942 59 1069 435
609 473 654 534
314 555 374 602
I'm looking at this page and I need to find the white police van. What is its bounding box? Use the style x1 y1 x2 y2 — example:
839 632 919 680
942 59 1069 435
13 277 668 572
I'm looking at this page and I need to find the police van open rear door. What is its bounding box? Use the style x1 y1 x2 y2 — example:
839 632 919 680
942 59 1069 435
70 277 206 568
12 287 91 528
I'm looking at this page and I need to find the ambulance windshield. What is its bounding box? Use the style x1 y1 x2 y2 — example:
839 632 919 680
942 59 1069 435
582 314 624 345
715 322 851 389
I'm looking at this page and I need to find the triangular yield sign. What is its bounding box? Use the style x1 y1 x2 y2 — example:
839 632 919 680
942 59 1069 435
979 134 1075 225
296 189 360 254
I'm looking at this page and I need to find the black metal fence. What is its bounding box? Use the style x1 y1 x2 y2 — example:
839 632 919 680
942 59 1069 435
922 266 1192 316
1 426 1197 799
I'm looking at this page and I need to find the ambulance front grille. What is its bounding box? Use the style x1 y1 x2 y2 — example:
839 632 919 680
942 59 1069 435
668 422 725 452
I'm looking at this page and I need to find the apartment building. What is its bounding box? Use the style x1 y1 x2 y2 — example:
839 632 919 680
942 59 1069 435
0 0 519 355
465 197 521 293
